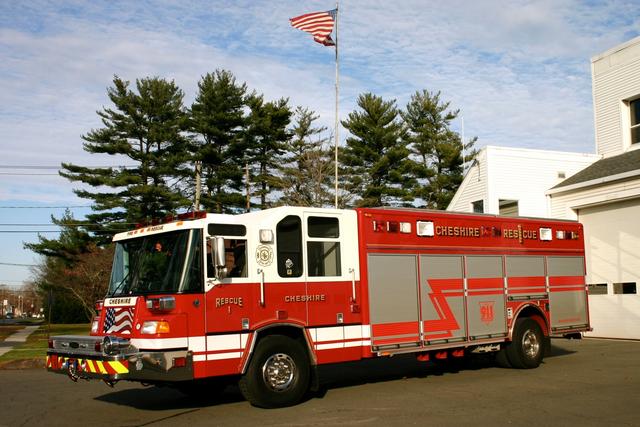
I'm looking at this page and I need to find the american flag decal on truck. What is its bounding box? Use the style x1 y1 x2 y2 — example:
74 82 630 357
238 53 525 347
103 306 134 334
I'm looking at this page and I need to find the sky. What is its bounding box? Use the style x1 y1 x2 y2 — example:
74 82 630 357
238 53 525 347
1 0 639 288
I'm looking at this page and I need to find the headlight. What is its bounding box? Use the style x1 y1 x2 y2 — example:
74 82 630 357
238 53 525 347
141 320 170 335
91 317 99 334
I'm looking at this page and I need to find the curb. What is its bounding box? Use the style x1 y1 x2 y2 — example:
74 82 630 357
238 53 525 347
0 358 45 370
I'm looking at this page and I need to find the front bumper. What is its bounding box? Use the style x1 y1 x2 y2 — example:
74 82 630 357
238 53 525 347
46 335 193 383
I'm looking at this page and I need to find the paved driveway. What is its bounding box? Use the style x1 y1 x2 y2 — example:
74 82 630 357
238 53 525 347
0 338 638 427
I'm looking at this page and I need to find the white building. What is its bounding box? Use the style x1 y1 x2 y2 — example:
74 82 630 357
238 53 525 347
546 37 640 339
448 36 640 340
448 146 599 217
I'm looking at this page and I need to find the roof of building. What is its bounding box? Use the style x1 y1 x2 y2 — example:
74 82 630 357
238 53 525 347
551 149 640 189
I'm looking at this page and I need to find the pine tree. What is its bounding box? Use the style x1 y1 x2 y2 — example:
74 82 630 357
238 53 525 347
244 94 292 209
278 107 333 207
60 76 190 237
341 93 411 207
402 90 477 209
190 70 248 213
23 210 94 265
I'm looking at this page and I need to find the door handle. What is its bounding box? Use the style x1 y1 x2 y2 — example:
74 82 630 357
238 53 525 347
349 267 356 303
257 268 265 306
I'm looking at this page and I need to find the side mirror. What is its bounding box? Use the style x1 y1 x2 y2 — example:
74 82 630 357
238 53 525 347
210 236 228 280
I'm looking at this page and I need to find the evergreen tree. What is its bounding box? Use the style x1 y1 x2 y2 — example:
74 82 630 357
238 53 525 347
341 93 411 207
190 70 248 213
60 76 190 238
278 107 333 207
24 210 94 265
402 90 477 209
244 94 292 209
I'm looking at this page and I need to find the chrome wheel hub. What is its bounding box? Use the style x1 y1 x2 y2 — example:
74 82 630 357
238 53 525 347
522 329 540 358
262 353 296 392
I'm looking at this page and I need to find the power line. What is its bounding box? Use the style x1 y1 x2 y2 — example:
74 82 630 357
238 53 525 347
0 165 138 177
0 165 137 169
0 206 92 209
0 231 63 234
0 173 60 176
0 165 61 170
0 262 37 267
0 223 135 226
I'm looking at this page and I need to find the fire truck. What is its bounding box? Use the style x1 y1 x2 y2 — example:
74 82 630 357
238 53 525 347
47 207 590 408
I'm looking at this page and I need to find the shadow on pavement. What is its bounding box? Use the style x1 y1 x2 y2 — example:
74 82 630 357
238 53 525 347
95 384 245 410
94 342 579 409
545 341 578 359
315 353 495 393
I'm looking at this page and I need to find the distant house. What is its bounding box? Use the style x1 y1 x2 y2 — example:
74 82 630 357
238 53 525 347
448 36 640 340
448 146 599 218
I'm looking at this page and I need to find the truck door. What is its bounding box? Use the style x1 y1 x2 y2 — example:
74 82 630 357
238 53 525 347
419 255 467 344
465 256 506 339
305 213 353 325
368 254 421 350
180 229 207 358
547 256 589 332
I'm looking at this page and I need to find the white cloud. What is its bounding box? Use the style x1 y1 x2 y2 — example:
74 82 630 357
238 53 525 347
1 0 639 284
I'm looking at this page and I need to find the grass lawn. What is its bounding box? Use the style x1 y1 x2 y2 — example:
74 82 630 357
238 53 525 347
0 326 24 341
0 323 90 364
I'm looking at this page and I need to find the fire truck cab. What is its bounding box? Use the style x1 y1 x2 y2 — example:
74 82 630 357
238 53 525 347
47 206 590 408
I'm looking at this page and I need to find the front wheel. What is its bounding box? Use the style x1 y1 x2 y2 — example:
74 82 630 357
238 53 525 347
239 335 310 408
506 318 545 369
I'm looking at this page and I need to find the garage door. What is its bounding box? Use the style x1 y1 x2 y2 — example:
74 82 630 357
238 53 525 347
578 198 640 285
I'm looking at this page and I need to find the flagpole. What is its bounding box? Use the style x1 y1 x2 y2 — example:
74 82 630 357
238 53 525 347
334 1 340 209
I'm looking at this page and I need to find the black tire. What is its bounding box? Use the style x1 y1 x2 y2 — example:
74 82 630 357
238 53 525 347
506 318 545 369
239 335 310 408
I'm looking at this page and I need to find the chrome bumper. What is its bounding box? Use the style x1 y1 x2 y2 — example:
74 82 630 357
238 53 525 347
46 335 193 383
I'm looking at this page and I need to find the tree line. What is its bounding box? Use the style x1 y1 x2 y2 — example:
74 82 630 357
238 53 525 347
26 69 477 322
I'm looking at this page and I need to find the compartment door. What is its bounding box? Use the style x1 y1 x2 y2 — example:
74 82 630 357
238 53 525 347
466 256 506 339
547 256 589 331
367 254 420 350
419 255 467 344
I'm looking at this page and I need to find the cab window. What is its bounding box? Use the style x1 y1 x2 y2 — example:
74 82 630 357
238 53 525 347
207 223 247 279
277 215 302 277
206 239 247 279
307 216 341 277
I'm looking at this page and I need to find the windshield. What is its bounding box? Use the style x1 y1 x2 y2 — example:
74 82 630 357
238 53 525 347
108 229 201 296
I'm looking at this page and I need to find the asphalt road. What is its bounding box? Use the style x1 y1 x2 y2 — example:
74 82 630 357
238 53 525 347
1 338 638 427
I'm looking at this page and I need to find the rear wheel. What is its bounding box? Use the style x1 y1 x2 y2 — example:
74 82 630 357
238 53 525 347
239 335 310 408
506 318 545 369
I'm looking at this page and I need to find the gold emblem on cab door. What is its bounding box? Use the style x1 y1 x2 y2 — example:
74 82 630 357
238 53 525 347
256 245 274 267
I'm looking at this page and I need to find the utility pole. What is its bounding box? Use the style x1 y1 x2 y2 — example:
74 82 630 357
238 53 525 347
334 1 340 209
194 160 202 211
245 163 251 212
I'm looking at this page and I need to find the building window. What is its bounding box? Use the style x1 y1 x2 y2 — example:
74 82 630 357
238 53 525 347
472 200 484 213
499 199 519 217
613 282 637 295
588 283 608 295
630 99 640 145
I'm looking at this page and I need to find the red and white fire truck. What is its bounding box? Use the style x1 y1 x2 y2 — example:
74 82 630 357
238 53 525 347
47 206 590 407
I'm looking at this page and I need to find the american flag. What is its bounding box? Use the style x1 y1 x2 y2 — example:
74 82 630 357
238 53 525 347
103 307 134 334
290 9 337 46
